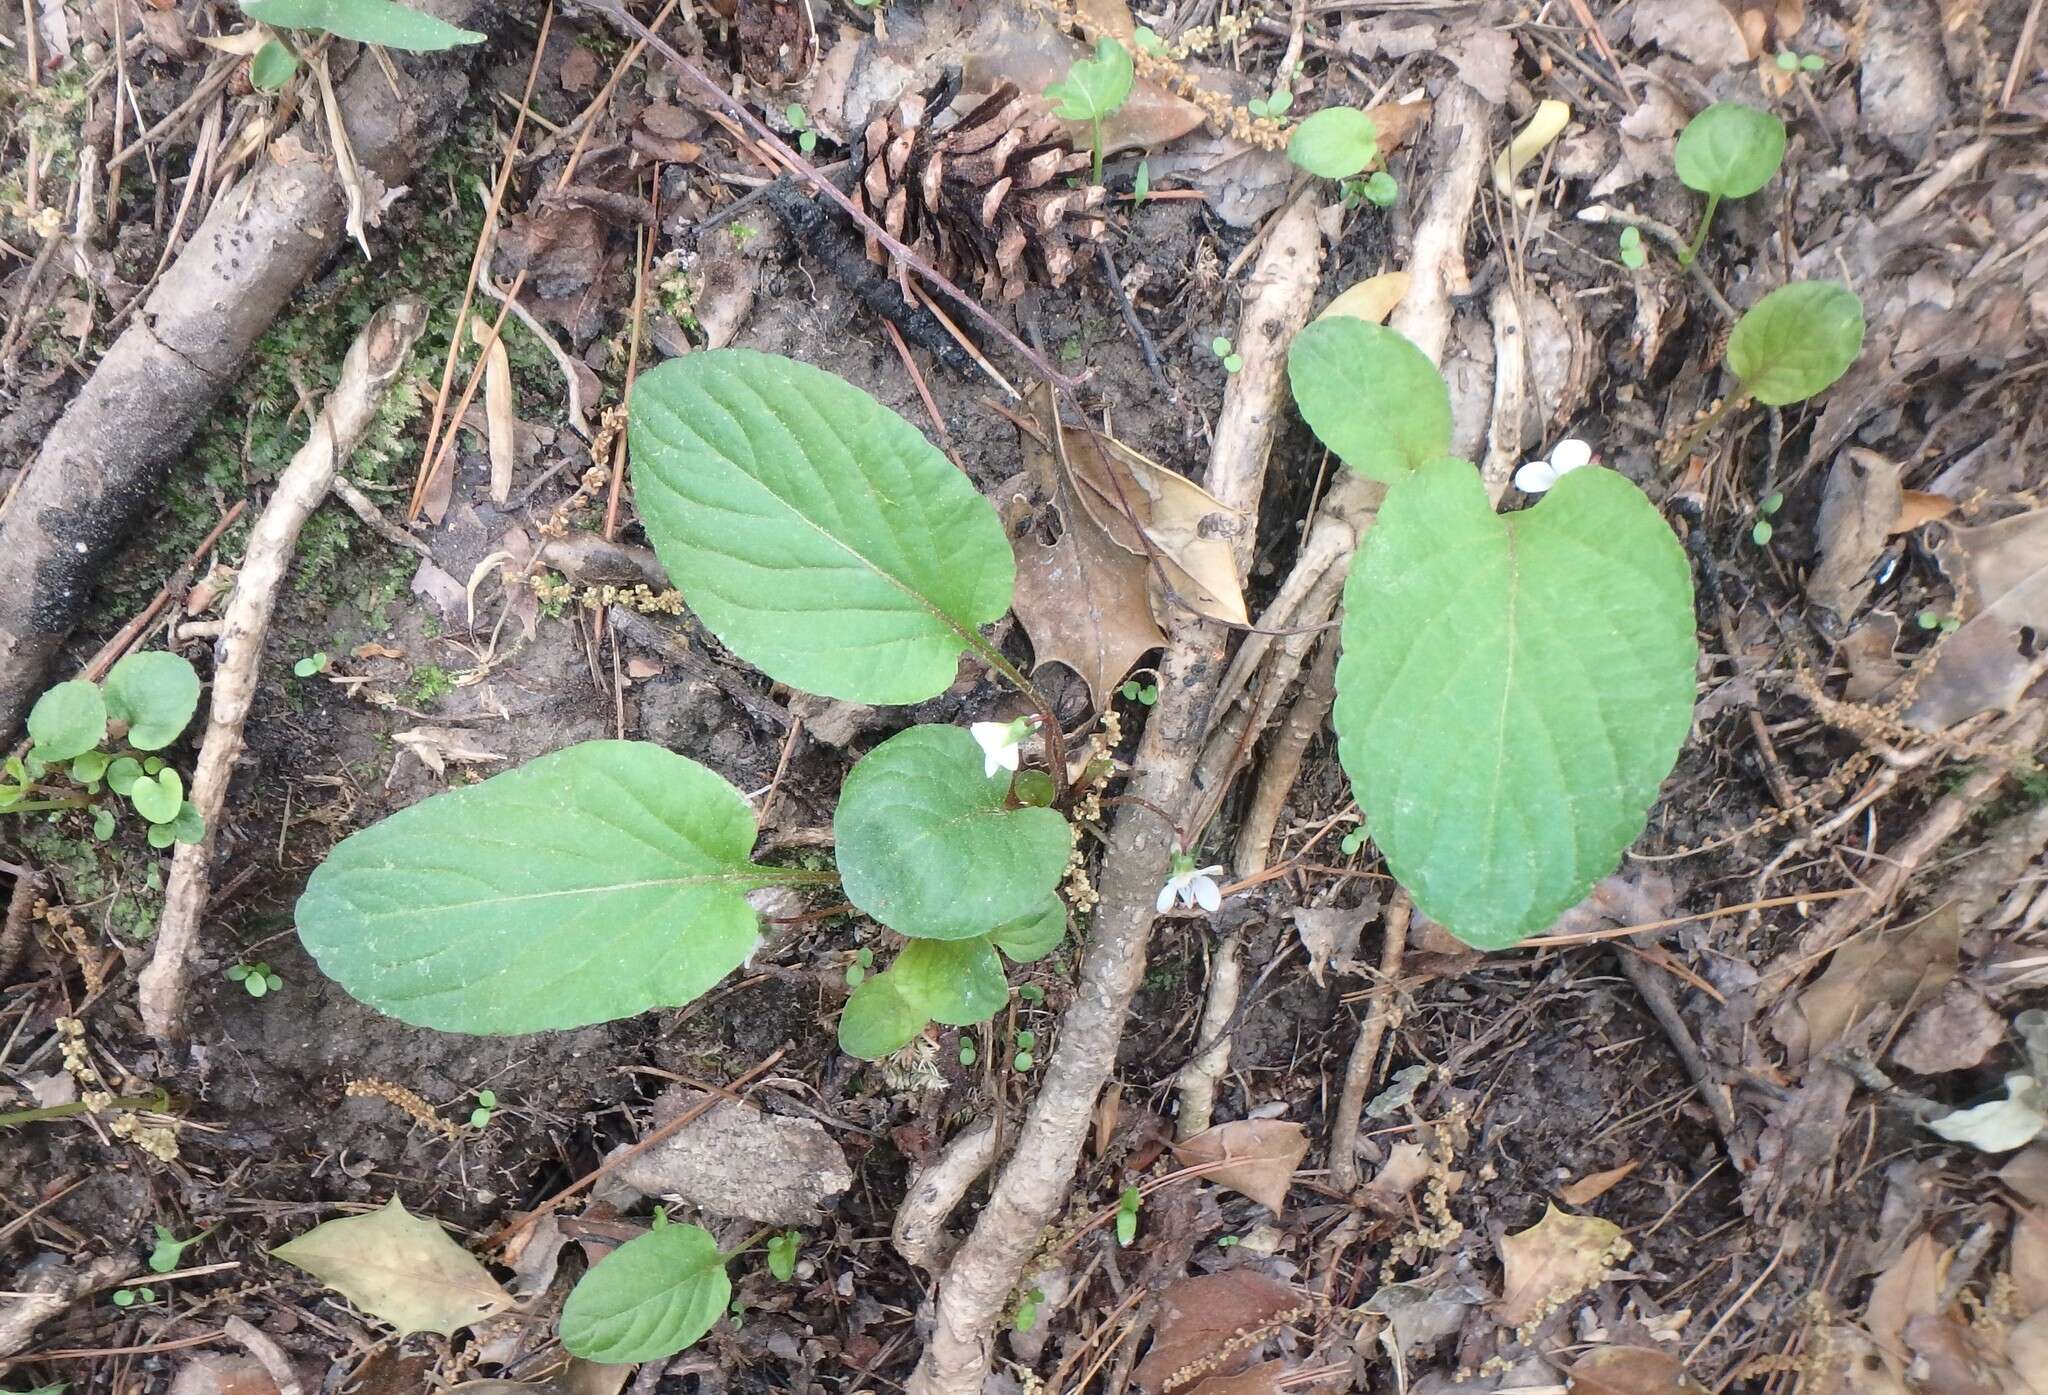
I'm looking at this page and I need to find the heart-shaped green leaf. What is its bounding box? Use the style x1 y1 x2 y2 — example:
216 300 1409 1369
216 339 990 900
892 937 1008 1026
106 756 145 796
1674 102 1785 199
560 1221 730 1363
835 725 1073 940
1334 461 1697 948
241 0 484 51
27 680 106 762
1287 318 1451 484
297 741 786 1034
1725 281 1866 407
103 651 201 751
129 768 185 824
1045 36 1135 122
838 972 928 1059
631 350 1014 704
1287 107 1380 179
991 898 1068 964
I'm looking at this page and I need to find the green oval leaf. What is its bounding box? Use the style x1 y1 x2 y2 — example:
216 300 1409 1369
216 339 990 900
631 350 1014 704
27 680 106 762
1287 107 1380 179
892 937 1008 1026
1287 318 1451 483
296 741 777 1033
560 1222 730 1364
835 726 1073 940
1334 461 1697 948
103 652 201 751
241 0 484 51
250 36 300 90
1045 36 1135 121
1673 102 1786 199
838 971 927 1058
990 898 1068 964
1724 281 1866 406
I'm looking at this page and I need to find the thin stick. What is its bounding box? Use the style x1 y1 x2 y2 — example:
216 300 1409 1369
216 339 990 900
1328 892 1409 1192
884 318 951 448
606 181 658 540
1522 887 1859 948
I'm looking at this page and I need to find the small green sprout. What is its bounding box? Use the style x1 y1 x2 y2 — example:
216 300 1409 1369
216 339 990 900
1119 679 1159 705
765 1230 801 1282
1211 337 1244 374
785 103 818 155
470 1089 498 1128
1342 170 1397 209
1216 1234 1240 1248
1014 1287 1045 1333
846 946 874 988
1618 225 1646 270
226 962 284 997
1247 85 1293 120
111 1286 157 1307
1115 1184 1141 1246
1017 983 1045 1004
293 652 330 678
1917 609 1961 634
1751 520 1774 546
1673 103 1786 265
1761 491 1785 516
959 1037 978 1066
1775 51 1826 72
148 1223 216 1273
1045 37 1134 184
1132 158 1151 208
1340 829 1365 856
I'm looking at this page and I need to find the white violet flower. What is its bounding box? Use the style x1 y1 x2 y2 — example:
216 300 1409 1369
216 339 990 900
970 717 1036 780
1514 437 1594 495
1157 849 1225 914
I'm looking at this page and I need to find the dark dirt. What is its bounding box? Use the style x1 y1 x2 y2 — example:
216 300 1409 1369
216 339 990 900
5 0 2048 1392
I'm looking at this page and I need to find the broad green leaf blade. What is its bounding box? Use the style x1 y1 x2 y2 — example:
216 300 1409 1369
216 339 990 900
1286 107 1380 179
1724 281 1866 407
893 937 1008 1026
631 350 1014 704
835 726 1073 939
1673 102 1785 199
1334 462 1696 948
990 898 1068 963
102 652 200 751
251 37 300 89
838 971 928 1059
1044 37 1134 121
27 680 106 762
560 1223 730 1364
296 741 774 1033
129 768 184 824
271 1197 513 1337
1287 318 1451 483
242 0 483 51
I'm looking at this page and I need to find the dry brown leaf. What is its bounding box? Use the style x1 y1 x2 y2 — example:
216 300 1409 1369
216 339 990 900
1804 1324 1912 1395
1563 1345 1708 1395
1893 490 1959 533
1171 1118 1309 1213
1893 982 2006 1075
1864 1232 1946 1364
1361 1141 1433 1213
1132 1271 1299 1395
472 318 517 505
1075 0 1135 41
1909 509 2048 731
2014 1208 2048 1316
1629 0 1751 67
1365 99 1431 157
168 1356 284 1395
1556 1160 1641 1206
2010 1311 2048 1395
2003 1146 2048 1207
1807 449 1903 617
1317 272 1410 326
1494 1203 1628 1331
1290 900 1376 986
1005 387 1165 706
1796 906 1960 1056
1182 1359 1289 1395
270 1196 514 1337
1903 1312 2011 1395
962 12 1203 157
393 727 506 780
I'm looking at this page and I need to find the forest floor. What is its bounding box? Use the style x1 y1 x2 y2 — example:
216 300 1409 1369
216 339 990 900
3 0 2047 1393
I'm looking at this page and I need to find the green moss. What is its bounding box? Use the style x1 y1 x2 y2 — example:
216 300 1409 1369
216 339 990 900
21 820 162 942
408 664 455 705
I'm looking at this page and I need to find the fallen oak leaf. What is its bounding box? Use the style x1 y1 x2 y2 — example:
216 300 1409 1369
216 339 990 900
1171 1118 1309 1213
1908 508 2048 730
271 1196 513 1337
1494 1203 1630 1332
1807 448 1903 619
1564 1344 1709 1395
1132 1271 1301 1395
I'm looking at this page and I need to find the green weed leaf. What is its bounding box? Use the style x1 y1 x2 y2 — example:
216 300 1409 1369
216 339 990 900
1724 281 1866 406
1333 461 1696 948
105 756 144 796
102 652 200 751
1286 108 1379 179
1287 318 1451 483
1044 37 1135 121
250 37 300 89
560 1222 730 1363
631 350 1014 704
838 971 927 1058
27 681 106 762
891 937 1008 1026
129 769 184 825
297 741 781 1033
1674 102 1785 199
241 0 483 51
989 899 1067 963
835 726 1071 940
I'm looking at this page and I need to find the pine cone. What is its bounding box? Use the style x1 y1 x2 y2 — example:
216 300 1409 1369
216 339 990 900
855 81 1109 303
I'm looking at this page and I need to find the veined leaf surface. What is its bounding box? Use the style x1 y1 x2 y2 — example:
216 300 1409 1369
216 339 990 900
559 1222 729 1363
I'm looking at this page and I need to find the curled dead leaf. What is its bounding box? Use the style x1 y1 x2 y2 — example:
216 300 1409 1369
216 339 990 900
1564 1345 1708 1395
1556 1159 1640 1207
1494 1203 1629 1331
1317 272 1410 326
1133 1271 1300 1395
1171 1118 1309 1213
1807 449 1903 619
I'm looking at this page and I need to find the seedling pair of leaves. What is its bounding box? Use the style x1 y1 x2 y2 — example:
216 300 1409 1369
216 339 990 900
5 653 206 848
1045 37 1134 184
236 0 482 91
1287 286 1860 946
227 961 285 996
297 351 1077 1072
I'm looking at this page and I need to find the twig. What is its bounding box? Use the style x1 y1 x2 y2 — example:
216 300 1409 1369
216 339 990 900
0 1254 135 1359
0 862 41 987
136 301 430 1042
1234 631 1338 876
891 1119 1000 1270
1328 892 1408 1193
1098 242 1176 409
1172 930 1242 1137
1615 941 1741 1150
331 477 432 559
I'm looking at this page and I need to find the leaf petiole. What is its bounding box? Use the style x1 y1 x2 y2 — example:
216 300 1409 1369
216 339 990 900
1681 191 1720 266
